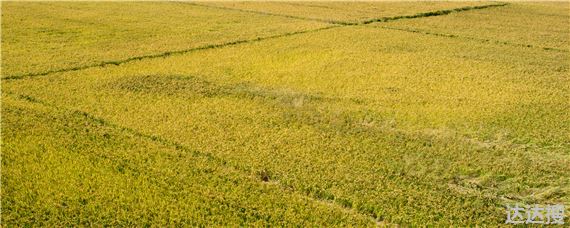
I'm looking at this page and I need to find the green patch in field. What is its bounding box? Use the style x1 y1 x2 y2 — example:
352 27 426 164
109 74 225 98
106 74 330 109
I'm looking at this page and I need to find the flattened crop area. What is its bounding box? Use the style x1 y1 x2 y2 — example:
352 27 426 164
2 1 569 226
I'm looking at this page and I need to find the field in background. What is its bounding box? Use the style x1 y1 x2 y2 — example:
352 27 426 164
198 1 492 23
1 2 327 77
2 1 569 226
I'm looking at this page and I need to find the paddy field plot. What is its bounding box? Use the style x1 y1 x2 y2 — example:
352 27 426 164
197 1 494 24
1 2 327 77
383 2 570 51
2 1 569 226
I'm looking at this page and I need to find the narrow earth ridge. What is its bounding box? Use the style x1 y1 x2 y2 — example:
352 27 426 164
3 2 509 81
377 25 568 52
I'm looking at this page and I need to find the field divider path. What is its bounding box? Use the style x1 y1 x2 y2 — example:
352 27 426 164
185 1 508 26
376 25 569 52
3 2 510 81
5 91 388 226
2 26 339 81
174 1 354 25
359 3 508 24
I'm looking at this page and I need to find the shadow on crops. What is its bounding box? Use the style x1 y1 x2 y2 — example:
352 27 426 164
106 74 338 107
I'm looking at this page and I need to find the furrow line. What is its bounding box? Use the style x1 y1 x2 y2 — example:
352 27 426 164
2 25 339 81
176 1 353 25
360 3 508 24
377 25 568 52
186 2 509 26
3 2 510 81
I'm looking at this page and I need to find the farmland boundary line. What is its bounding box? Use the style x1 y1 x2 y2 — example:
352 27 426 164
2 25 339 81
359 3 508 24
175 1 353 25
3 2 510 81
376 25 569 52
6 92 387 226
185 2 508 26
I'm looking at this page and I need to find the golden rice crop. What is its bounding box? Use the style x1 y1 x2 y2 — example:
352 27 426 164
2 95 374 226
384 2 570 51
1 2 327 77
2 1 569 226
199 1 492 24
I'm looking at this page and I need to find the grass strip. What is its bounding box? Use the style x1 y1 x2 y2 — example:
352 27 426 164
376 25 568 52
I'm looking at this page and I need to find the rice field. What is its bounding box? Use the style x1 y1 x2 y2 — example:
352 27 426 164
2 1 569 226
